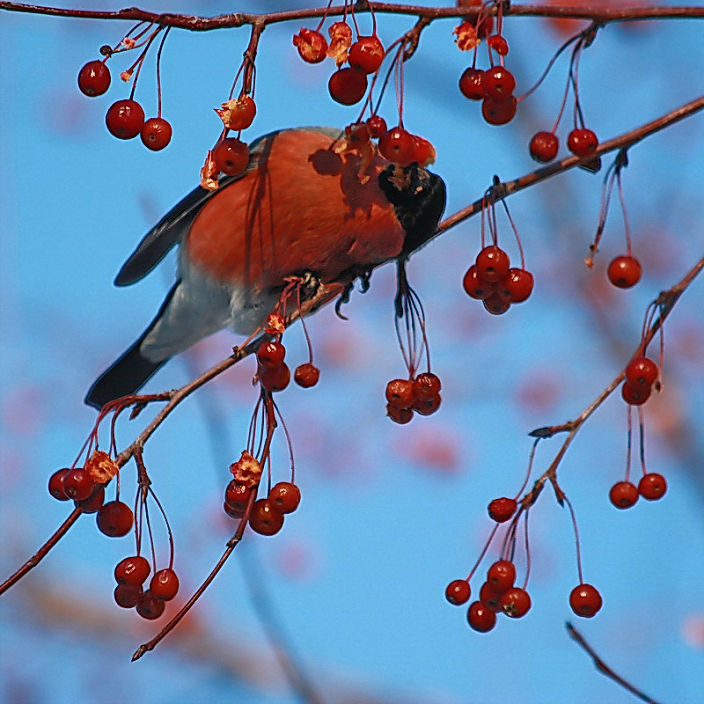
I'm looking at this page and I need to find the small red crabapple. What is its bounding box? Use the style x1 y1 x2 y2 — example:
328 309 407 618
569 584 603 617
487 497 517 523
257 340 286 368
487 560 516 593
378 127 416 166
462 265 495 300
459 67 485 101
475 245 510 283
77 60 111 96
328 67 368 105
567 128 598 157
293 28 328 63
386 404 413 424
625 357 659 389
609 481 639 509
259 362 291 392
105 99 145 140
140 117 172 151
529 131 559 163
213 138 249 176
136 590 166 620
48 468 70 501
115 556 150 586
411 135 436 167
481 65 516 99
483 293 511 315
481 96 517 125
413 372 442 399
150 568 180 601
221 95 256 131
366 115 387 138
445 579 471 605
621 381 651 406
75 486 105 514
638 473 667 501
488 34 509 55
608 255 642 288
385 379 416 410
249 498 285 536
348 35 385 74
294 363 320 388
412 393 441 416
225 481 252 517
479 582 503 612
96 500 134 537
268 482 301 514
500 268 534 303
501 587 531 618
62 468 95 502
467 601 497 632
114 583 142 609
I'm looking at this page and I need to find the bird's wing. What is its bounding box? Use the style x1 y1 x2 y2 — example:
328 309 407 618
114 127 342 287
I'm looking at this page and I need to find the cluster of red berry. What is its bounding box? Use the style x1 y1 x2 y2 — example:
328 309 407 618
255 329 320 394
529 126 598 163
621 355 659 406
113 558 180 620
385 372 442 424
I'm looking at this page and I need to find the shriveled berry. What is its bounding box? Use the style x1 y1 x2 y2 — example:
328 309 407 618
150 568 180 601
467 601 497 632
483 293 510 315
500 268 534 303
385 379 416 410
213 138 249 176
293 28 328 63
501 587 531 618
378 127 415 166
366 115 387 138
626 357 658 389
479 581 503 612
488 497 517 523
75 486 105 513
567 128 598 157
114 583 142 609
608 255 642 288
529 131 559 163
294 363 320 388
386 404 413 424
63 468 95 501
269 482 301 514
257 341 286 368
48 468 70 501
621 381 651 406
96 500 133 537
445 579 471 605
481 65 516 99
78 60 111 96
482 96 517 125
459 67 485 101
638 472 667 501
348 35 384 74
114 555 151 586
488 34 509 55
487 560 516 593
105 99 145 140
259 362 291 392
570 584 603 617
136 590 166 620
413 372 442 399
224 95 256 131
476 245 510 283
328 67 368 105
249 498 285 536
140 117 172 151
412 393 441 416
609 481 638 509
225 480 252 516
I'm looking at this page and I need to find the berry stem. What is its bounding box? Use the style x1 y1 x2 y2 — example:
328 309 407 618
637 406 648 478
155 26 170 118
563 495 584 586
464 522 500 583
521 509 532 590
625 404 633 482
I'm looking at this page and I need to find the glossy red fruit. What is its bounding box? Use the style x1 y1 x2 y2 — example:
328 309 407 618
467 601 497 632
62 468 95 501
378 127 415 166
257 340 286 368
501 587 531 617
78 60 111 96
136 590 166 620
483 293 510 316
411 135 436 167
366 114 387 138
529 131 559 163
476 246 510 283
609 481 639 509
500 268 534 303
413 372 442 399
569 583 603 617
479 581 503 612
114 555 151 586
608 255 642 288
412 393 441 416
385 378 416 410
150 568 180 601
459 67 485 101
268 482 301 514
259 362 291 392
328 67 368 105
621 381 651 406
140 117 172 151
96 500 134 537
462 265 494 300
488 34 509 55
482 96 517 125
213 138 250 176
226 95 256 131
638 472 667 501
386 404 413 424
487 560 516 593
625 357 658 388
487 497 517 523
75 486 105 513
105 99 145 140
445 579 471 605
114 583 142 609
225 480 252 517
481 65 516 99
48 468 70 501
348 35 385 74
567 128 598 157
293 28 328 63
294 363 320 388
249 498 285 536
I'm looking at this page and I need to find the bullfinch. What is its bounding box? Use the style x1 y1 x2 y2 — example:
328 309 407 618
85 126 446 409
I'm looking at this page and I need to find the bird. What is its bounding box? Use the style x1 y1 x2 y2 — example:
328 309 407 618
85 126 446 409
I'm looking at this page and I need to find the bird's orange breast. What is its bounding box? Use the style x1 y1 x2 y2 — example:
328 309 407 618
185 130 405 292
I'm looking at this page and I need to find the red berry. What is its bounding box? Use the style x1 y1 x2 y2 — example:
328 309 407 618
479 581 503 612
225 480 252 516
140 117 172 151
348 35 385 74
114 555 151 586
257 340 286 368
48 468 70 501
259 362 291 392
567 128 598 157
500 268 534 303
366 115 387 138
294 363 320 388
462 265 495 300
609 481 639 509
482 96 517 125
213 138 250 176
77 60 111 97
481 65 516 99
62 468 95 501
488 34 509 55
569 583 603 618
487 560 516 593
386 404 413 424
413 372 442 399
226 95 256 131
249 498 285 536
467 601 497 632
487 497 517 523
136 590 166 620
501 587 531 618
625 357 659 388
638 473 667 501
607 255 642 288
412 393 441 416
411 134 436 167
529 131 559 163
459 67 485 101
445 579 471 605
105 99 145 140
268 482 301 514
621 381 651 406
475 246 510 283
293 28 328 63
328 67 368 105
75 485 105 513
114 583 142 609
378 127 416 166
385 378 416 410
96 500 134 537
150 568 180 601
483 293 510 316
